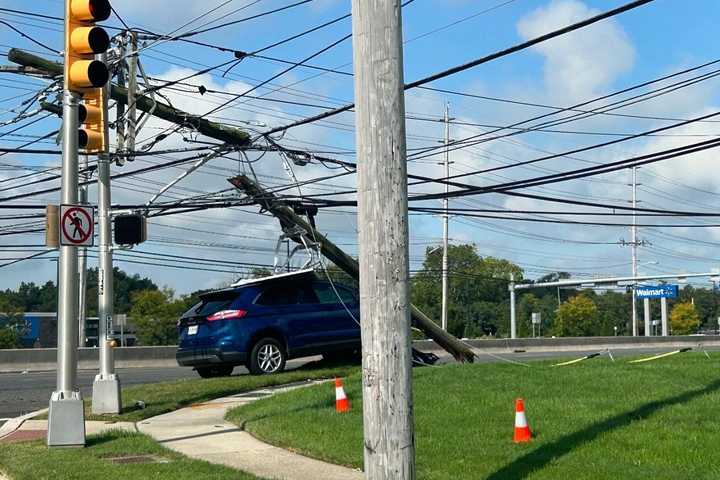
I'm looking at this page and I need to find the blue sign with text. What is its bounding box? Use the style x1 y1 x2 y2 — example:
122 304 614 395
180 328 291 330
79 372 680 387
636 285 678 299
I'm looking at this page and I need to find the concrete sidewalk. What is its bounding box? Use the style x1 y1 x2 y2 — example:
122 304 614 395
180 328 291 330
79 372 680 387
138 381 363 480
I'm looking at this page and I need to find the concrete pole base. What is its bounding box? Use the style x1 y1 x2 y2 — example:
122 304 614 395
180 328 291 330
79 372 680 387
92 374 122 415
48 391 85 447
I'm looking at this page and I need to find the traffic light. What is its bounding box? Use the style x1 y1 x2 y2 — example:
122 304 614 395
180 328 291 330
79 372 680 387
78 87 107 152
65 0 111 153
64 0 111 91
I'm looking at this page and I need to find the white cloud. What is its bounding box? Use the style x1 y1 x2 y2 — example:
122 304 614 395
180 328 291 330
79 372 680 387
516 0 635 102
117 0 238 31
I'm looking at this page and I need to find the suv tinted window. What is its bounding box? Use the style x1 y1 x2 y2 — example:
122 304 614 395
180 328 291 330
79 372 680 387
192 291 238 316
312 283 356 305
255 284 301 306
336 286 357 304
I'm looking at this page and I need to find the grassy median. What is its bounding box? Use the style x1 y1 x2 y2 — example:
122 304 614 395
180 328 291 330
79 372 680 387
86 360 359 422
0 430 257 480
227 352 720 480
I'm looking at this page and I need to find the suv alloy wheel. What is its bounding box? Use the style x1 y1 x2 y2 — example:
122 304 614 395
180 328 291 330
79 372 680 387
249 337 286 375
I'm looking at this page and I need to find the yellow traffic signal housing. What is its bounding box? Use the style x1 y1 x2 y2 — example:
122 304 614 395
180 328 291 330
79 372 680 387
64 0 111 91
79 88 107 153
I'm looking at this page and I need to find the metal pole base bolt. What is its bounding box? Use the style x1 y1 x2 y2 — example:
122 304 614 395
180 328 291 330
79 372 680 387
92 374 122 414
47 391 85 447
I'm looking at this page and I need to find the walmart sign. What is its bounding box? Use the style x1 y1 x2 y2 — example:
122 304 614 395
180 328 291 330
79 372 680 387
636 285 678 299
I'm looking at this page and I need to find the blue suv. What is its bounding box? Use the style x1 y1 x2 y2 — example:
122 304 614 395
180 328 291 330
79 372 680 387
176 272 360 377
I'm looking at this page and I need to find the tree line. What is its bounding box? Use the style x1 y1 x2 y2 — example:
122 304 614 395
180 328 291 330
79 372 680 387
0 247 716 348
410 244 714 338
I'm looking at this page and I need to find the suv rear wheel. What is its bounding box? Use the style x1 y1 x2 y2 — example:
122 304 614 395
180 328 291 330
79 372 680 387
249 337 286 375
196 365 234 378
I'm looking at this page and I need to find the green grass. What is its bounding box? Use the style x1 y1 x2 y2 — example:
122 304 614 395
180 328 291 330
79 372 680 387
0 430 258 480
227 353 720 480
82 360 358 422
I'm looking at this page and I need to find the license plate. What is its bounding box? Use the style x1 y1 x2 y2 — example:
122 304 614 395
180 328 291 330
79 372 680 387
188 325 198 335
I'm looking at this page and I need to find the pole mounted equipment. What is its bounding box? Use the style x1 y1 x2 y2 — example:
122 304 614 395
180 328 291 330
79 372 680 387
65 0 111 153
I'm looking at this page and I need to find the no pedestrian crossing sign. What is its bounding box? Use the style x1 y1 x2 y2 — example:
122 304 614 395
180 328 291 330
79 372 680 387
60 204 94 247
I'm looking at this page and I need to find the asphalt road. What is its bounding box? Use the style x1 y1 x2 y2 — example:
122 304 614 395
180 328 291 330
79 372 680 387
1 345 716 423
0 359 313 421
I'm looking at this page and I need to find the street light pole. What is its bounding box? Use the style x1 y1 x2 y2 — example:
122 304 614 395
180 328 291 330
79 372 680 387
441 102 450 332
509 274 517 339
631 166 638 336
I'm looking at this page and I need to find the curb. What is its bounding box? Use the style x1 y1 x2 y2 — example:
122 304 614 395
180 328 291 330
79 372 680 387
0 408 48 441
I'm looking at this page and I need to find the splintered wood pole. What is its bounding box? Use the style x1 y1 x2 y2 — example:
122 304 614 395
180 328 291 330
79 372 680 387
351 0 415 477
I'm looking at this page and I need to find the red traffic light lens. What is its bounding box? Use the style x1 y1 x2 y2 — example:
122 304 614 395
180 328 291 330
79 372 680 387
89 0 111 22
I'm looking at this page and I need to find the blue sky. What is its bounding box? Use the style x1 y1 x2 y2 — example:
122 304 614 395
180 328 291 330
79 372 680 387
2 0 720 295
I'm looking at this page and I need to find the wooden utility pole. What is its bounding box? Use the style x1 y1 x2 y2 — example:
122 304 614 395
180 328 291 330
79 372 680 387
228 175 475 363
352 0 415 478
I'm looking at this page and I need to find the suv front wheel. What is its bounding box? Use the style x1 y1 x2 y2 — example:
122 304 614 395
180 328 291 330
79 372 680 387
249 337 286 375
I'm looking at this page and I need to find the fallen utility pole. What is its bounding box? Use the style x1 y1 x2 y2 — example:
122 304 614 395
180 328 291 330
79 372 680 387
7 48 250 147
228 175 475 363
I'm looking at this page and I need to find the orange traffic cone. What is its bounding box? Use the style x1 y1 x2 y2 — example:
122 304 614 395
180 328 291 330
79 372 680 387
513 398 531 443
335 378 350 413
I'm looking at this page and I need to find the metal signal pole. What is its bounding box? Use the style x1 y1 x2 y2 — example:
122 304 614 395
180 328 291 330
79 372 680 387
47 90 85 447
92 54 121 414
351 0 415 477
78 153 89 347
50 0 113 446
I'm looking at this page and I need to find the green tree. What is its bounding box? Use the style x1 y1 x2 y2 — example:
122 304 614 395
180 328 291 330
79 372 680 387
0 297 23 349
670 302 700 335
595 291 629 336
86 267 159 315
411 244 522 337
130 289 189 345
517 293 557 337
553 295 599 337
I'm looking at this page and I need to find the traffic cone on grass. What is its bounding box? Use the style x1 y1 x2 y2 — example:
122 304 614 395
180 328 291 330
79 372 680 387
335 378 350 413
513 398 531 443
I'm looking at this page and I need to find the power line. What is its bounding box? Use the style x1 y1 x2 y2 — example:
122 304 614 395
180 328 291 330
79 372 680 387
263 0 656 136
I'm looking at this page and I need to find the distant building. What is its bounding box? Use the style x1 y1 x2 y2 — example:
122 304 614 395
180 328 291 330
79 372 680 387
1 313 137 348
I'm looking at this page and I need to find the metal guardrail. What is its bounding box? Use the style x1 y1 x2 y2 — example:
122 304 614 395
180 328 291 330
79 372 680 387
1 336 719 373
0 346 177 373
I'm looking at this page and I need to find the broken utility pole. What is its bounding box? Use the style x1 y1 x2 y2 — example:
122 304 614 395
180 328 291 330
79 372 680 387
228 175 475 363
